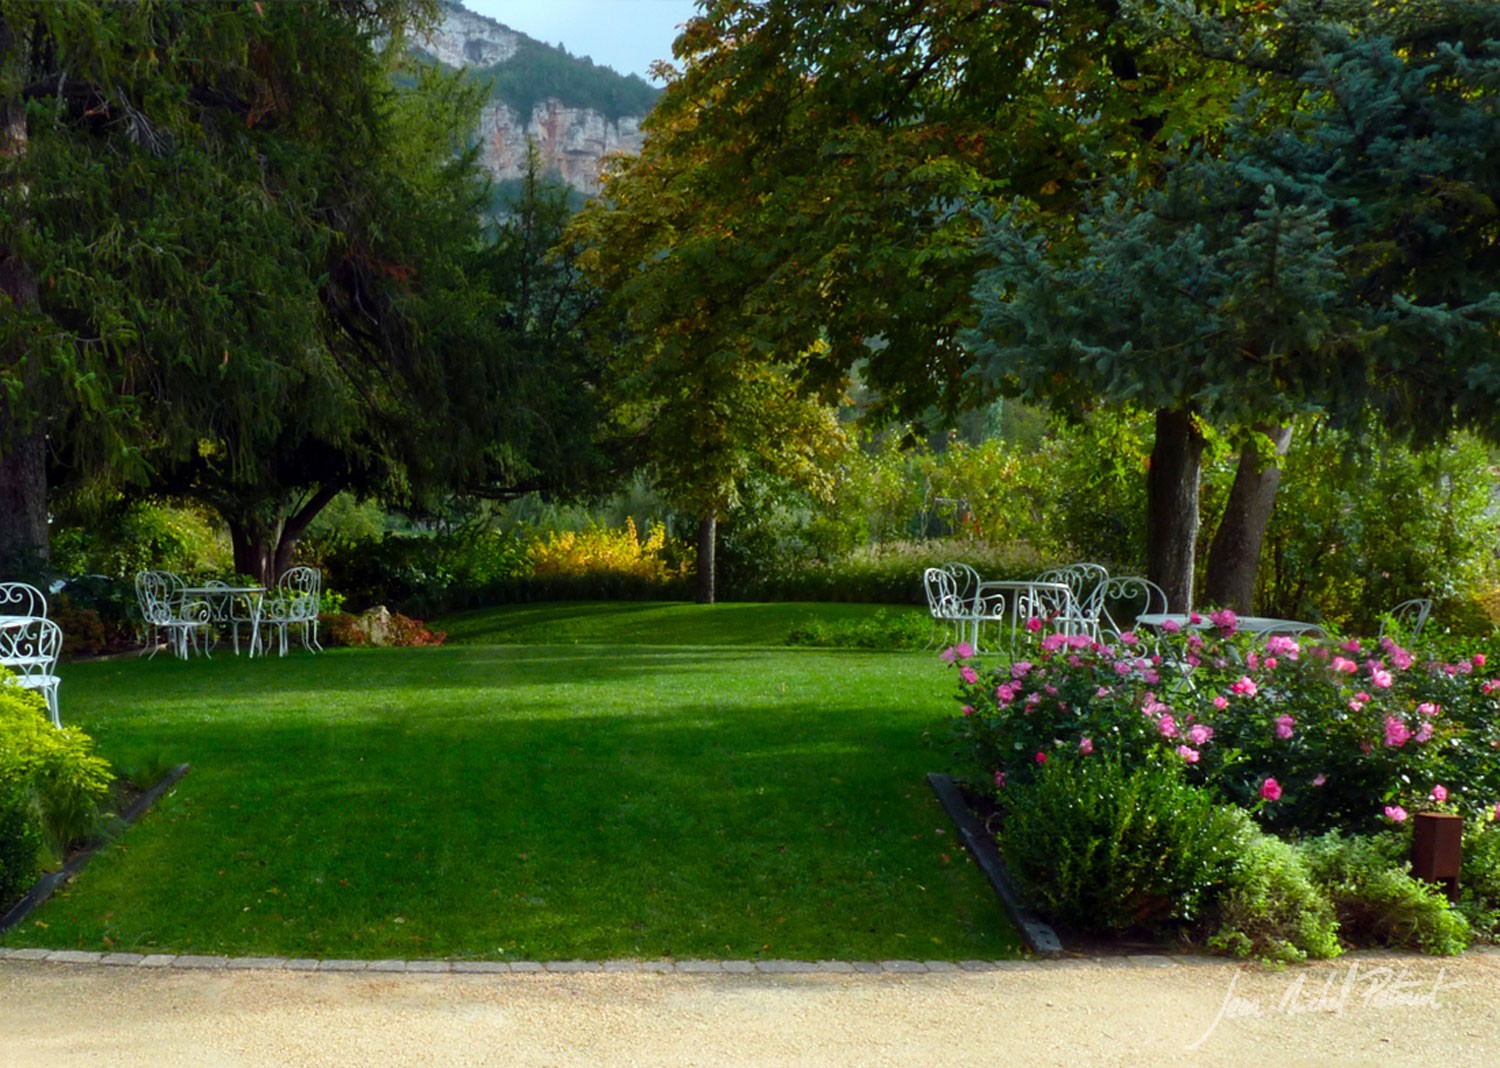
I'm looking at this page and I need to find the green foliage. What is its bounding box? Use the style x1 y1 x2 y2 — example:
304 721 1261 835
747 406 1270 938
735 539 1053 605
1458 819 1500 940
0 779 44 906
997 755 1242 935
785 609 932 651
1301 830 1471 955
0 680 114 870
1206 813 1343 963
457 33 658 122
323 527 531 615
49 500 230 580
1259 427 1500 632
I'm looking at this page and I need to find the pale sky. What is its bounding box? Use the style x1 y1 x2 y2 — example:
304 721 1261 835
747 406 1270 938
459 0 701 83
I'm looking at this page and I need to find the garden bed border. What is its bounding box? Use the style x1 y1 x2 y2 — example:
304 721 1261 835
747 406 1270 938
927 772 1063 958
0 763 191 938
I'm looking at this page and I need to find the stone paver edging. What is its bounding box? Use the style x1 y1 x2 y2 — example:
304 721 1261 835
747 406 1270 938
0 946 1227 974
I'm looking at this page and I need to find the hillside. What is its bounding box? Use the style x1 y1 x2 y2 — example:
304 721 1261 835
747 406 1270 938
417 2 660 196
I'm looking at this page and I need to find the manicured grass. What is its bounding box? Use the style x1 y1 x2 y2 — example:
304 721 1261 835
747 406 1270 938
5 634 1020 961
435 600 930 647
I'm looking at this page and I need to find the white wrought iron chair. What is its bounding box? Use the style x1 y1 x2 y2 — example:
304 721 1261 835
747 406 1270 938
1097 575 1170 646
1378 598 1433 646
200 579 259 655
1034 563 1110 639
922 566 1001 652
0 581 48 619
263 566 322 656
1 616 63 726
135 570 210 659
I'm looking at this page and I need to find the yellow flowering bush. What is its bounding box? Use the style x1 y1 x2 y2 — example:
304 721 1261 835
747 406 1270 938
528 518 689 584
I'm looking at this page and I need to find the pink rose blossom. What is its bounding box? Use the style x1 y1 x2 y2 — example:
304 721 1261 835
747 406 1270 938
1275 715 1296 740
1079 737 1094 755
1331 656 1358 674
941 646 958 663
1312 774 1327 787
959 665 978 685
1095 686 1112 698
1415 721 1434 744
1157 714 1178 738
1230 676 1258 698
1385 805 1408 822
1371 669 1393 689
1474 654 1486 668
1025 616 1044 633
1034 751 1047 765
1119 631 1138 645
1384 717 1412 747
1264 657 1278 670
1432 785 1448 803
1187 724 1214 746
955 642 975 659
961 704 975 717
1417 702 1440 717
1162 619 1181 634
1342 639 1362 654
1176 745 1200 764
1259 778 1282 802
1041 633 1066 653
1212 695 1229 711
1266 636 1301 660
1011 661 1033 679
1188 612 1203 625
994 770 1006 788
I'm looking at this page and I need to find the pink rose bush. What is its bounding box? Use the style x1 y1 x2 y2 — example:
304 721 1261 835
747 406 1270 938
944 627 1500 834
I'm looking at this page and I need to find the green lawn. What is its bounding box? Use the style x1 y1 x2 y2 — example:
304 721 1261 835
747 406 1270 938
4 612 1019 961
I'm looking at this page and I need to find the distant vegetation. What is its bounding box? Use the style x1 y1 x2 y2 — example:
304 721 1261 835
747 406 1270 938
468 35 659 121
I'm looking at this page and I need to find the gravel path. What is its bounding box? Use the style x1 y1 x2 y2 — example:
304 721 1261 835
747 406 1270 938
3 950 1498 1066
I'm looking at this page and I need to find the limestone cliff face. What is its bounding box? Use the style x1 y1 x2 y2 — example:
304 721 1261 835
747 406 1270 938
422 4 651 196
421 4 520 68
475 101 644 196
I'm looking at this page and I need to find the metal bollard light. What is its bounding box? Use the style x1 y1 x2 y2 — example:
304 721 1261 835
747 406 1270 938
1411 812 1463 901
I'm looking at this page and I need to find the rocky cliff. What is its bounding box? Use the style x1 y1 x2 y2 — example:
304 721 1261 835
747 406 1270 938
420 3 654 197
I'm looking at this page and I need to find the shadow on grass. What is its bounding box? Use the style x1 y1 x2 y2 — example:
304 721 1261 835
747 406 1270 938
20 646 1020 962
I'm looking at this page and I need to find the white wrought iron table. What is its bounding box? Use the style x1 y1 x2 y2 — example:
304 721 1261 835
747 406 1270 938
180 585 268 657
1134 613 1327 638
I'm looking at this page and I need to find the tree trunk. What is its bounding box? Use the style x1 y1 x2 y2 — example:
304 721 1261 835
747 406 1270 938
0 16 48 570
1145 408 1206 612
0 428 47 571
227 513 284 587
695 513 716 605
1203 424 1294 613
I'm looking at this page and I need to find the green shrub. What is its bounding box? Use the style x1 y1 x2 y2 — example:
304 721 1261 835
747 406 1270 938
0 779 44 905
1301 830 1471 955
1206 811 1342 962
0 681 115 865
785 609 932 650
1458 818 1500 940
997 755 1241 934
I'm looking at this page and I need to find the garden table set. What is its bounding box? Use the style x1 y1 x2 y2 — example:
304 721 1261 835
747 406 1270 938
924 562 1343 658
134 566 323 660
924 562 1164 654
0 581 63 727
